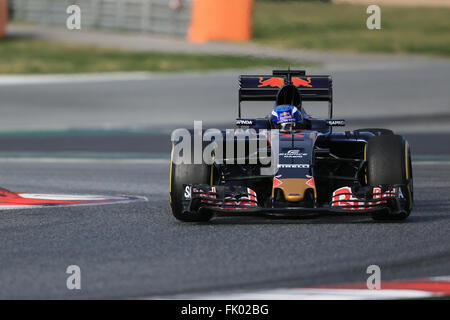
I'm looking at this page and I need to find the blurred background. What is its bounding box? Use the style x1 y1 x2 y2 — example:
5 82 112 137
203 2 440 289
0 0 450 300
0 0 449 159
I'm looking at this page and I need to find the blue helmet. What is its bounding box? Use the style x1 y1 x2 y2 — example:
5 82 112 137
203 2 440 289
271 105 302 130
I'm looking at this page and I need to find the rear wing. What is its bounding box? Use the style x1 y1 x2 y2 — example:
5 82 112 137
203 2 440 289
238 69 333 118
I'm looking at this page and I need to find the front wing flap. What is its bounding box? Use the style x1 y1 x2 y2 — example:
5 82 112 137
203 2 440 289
181 184 404 217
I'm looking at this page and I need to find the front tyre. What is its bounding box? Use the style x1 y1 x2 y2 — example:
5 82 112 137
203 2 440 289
365 135 413 221
169 142 213 222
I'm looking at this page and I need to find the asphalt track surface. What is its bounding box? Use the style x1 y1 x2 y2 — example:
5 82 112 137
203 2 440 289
0 61 449 299
0 160 449 299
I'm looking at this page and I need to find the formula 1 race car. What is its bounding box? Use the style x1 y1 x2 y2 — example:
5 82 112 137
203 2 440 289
169 69 413 222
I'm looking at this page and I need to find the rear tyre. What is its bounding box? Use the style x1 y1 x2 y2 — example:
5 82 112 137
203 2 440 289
365 135 413 221
169 139 213 222
355 128 394 136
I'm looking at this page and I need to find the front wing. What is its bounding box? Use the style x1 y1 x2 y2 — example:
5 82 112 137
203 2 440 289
181 184 406 217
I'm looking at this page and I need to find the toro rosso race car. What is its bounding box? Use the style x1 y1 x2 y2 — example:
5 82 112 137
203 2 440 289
170 70 413 222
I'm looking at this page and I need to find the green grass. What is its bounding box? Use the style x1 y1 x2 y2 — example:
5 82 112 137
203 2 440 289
0 38 297 74
253 2 450 56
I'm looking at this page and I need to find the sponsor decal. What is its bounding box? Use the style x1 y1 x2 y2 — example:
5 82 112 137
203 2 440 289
199 186 216 205
331 186 396 210
228 188 257 207
236 119 255 126
280 150 308 158
184 185 192 199
273 175 283 188
278 164 310 169
257 77 285 88
257 77 313 88
279 112 292 122
0 187 145 209
292 77 312 88
306 175 315 188
326 119 346 126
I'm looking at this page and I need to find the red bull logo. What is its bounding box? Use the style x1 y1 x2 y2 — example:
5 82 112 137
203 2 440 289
279 112 292 121
292 77 312 88
258 77 285 88
258 77 312 88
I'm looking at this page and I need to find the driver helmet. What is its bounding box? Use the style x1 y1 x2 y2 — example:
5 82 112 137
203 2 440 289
270 105 302 130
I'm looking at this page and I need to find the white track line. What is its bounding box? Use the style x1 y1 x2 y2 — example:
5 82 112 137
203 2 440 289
0 73 159 86
0 194 148 210
0 71 240 86
166 288 435 300
412 161 450 165
0 157 168 164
